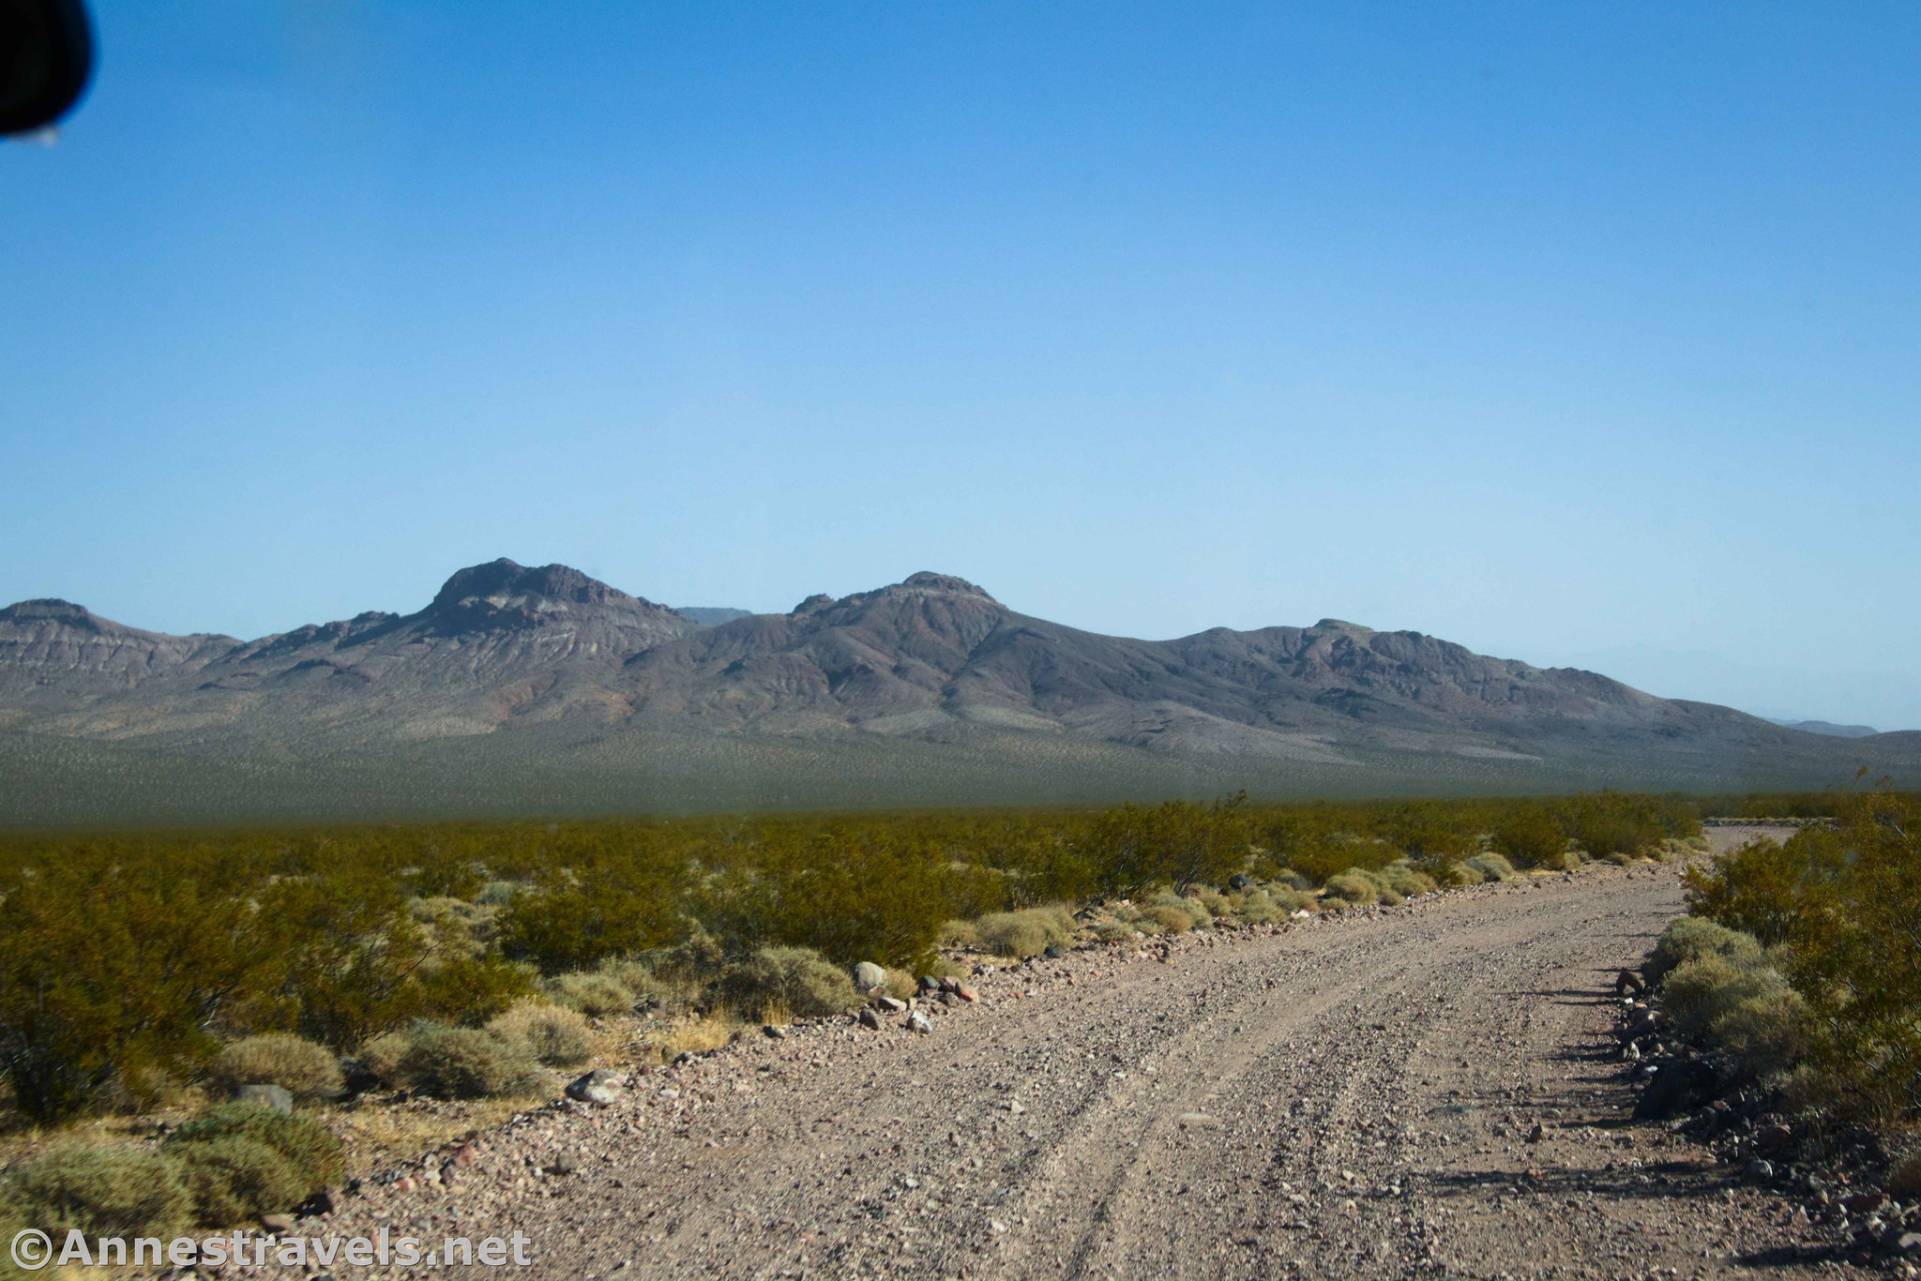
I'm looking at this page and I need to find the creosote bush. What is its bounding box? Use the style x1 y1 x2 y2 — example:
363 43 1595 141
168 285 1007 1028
0 789 1712 1124
211 1033 345 1103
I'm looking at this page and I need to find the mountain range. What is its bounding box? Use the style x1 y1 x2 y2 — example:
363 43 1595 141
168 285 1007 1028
2 559 1913 825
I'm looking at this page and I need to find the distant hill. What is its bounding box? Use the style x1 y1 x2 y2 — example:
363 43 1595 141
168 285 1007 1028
3 559 1914 824
676 606 756 628
1768 718 1881 739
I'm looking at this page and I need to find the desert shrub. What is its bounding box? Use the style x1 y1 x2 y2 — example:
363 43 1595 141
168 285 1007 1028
1088 794 1251 895
486 1001 592 1067
1140 904 1198 934
1379 863 1436 898
938 918 982 949
391 1025 542 1100
1323 872 1379 906
475 880 523 907
0 858 278 1122
1195 889 1232 918
1235 891 1282 924
1158 892 1214 929
1491 808 1567 869
1464 852 1518 882
354 1029 412 1088
1645 916 1764 986
409 896 496 961
166 1102 344 1190
713 946 854 1019
1662 952 1809 1081
497 862 683 972
210 1033 344 1103
7 1143 193 1238
545 972 637 1018
975 906 1074 959
171 1135 306 1227
1086 912 1139 943
1443 861 1485 887
1687 791 1921 1117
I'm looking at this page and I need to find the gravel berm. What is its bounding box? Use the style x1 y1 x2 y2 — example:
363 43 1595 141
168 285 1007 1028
247 826 1837 1279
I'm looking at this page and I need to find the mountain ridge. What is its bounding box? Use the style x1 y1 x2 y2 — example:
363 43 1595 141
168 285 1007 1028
3 558 1913 822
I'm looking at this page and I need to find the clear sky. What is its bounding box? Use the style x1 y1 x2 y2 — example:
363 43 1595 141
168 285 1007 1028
3 2 1917 729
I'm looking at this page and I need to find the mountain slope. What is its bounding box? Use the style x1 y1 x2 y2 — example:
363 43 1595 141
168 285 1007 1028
2 560 1911 821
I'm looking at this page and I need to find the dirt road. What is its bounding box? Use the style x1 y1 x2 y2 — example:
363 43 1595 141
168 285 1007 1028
268 828 1836 1280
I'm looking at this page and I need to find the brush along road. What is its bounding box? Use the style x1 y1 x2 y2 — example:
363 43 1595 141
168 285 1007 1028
251 827 1828 1280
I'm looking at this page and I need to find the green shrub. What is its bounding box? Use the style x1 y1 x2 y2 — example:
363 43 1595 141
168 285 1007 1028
975 907 1074 959
1235 891 1282 924
1663 952 1809 1081
1646 917 1764 986
1140 904 1197 934
354 1029 412 1088
211 1033 344 1102
7 1144 192 1238
1464 852 1518 882
1323 872 1379 906
938 918 982 949
1379 863 1437 898
714 946 854 1019
545 972 637 1018
392 1025 542 1100
1491 808 1567 869
486 1001 592 1067
166 1102 344 1190
1443 861 1485 887
171 1135 306 1227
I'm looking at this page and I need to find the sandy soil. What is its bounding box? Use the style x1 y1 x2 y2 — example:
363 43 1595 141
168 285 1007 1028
248 826 1840 1280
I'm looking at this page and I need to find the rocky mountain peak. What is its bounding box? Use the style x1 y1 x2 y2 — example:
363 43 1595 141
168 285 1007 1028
891 572 996 600
424 559 675 631
0 598 99 628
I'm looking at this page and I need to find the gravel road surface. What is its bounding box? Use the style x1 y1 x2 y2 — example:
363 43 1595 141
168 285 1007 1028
257 826 1838 1280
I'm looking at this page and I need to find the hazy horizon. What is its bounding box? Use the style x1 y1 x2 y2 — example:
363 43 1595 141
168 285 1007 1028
4 2 1918 730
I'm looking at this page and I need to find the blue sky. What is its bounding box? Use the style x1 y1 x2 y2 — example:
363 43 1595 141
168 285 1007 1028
3 1 1917 728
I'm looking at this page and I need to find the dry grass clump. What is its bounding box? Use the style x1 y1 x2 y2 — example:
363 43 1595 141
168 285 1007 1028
975 906 1076 958
714 945 855 1019
1442 861 1486 887
544 971 637 1018
640 1014 737 1064
210 1033 344 1103
486 1000 592 1067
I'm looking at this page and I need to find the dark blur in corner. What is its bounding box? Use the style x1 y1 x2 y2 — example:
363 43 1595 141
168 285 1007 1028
0 0 92 136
